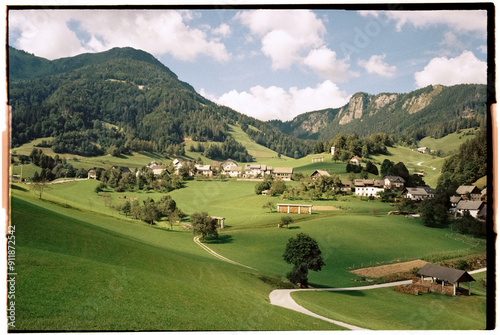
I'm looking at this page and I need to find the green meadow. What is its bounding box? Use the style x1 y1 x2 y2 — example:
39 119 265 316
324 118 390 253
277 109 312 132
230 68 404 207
293 271 487 330
9 127 487 330
11 190 343 331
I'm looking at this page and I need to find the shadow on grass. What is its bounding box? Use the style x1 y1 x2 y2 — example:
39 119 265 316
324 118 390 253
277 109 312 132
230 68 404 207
327 290 366 297
206 234 233 244
11 184 27 191
287 226 300 230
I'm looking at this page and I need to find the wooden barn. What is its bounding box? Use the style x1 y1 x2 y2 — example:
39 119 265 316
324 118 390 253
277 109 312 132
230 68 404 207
277 204 312 214
417 263 475 296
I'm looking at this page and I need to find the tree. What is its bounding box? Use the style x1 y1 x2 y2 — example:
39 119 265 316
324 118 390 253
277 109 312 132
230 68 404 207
281 216 293 228
380 159 394 177
283 233 325 287
29 180 51 199
262 201 275 213
191 212 218 241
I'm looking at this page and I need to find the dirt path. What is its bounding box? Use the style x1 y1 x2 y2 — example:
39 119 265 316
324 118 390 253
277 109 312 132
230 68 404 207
269 268 486 330
193 236 258 271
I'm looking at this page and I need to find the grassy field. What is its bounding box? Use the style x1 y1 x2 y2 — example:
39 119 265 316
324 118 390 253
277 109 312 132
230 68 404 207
10 173 487 330
292 271 487 330
11 190 343 331
418 128 479 155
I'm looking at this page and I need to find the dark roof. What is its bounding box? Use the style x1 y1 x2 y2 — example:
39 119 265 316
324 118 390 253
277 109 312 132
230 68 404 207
417 263 475 283
457 200 484 211
311 170 330 177
456 185 480 195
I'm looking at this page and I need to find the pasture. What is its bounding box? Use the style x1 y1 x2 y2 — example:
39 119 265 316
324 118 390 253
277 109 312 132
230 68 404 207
292 271 487 330
10 191 343 331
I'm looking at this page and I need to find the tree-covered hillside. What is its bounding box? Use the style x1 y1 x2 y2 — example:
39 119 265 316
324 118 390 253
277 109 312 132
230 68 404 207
270 84 487 143
9 47 313 159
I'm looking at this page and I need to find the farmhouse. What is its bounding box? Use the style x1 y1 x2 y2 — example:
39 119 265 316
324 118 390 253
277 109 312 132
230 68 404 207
456 200 485 218
417 263 475 296
404 186 435 201
354 179 384 197
210 161 223 171
311 170 330 180
312 156 324 163
350 155 362 166
417 147 428 154
244 164 272 178
277 203 312 214
456 185 482 201
223 165 242 178
195 164 213 177
384 175 406 189
222 159 238 171
340 180 352 193
273 167 294 181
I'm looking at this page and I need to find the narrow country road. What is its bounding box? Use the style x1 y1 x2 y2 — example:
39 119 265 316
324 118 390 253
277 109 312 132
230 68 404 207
269 268 487 330
193 236 258 270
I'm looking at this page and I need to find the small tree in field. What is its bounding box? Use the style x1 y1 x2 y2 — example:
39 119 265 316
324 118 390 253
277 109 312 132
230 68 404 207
29 180 51 199
281 216 293 228
283 233 325 287
191 212 218 241
262 201 275 213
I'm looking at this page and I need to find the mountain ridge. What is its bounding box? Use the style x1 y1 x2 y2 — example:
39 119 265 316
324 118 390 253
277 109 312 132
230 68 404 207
269 84 486 141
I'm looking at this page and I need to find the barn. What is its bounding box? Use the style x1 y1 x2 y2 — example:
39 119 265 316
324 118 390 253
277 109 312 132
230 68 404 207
277 204 312 214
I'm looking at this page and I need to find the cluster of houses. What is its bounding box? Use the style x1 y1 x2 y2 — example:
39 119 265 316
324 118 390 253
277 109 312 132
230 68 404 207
311 169 436 200
89 159 294 181
449 185 487 219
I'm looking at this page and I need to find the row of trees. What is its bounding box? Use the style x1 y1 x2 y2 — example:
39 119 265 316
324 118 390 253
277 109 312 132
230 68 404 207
118 196 184 227
191 137 253 162
95 167 182 193
27 148 87 181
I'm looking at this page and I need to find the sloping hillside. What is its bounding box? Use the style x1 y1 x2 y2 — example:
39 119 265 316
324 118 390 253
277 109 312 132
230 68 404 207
270 84 486 141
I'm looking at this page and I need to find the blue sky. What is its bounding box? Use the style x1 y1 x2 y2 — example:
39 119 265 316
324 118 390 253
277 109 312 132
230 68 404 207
8 8 488 121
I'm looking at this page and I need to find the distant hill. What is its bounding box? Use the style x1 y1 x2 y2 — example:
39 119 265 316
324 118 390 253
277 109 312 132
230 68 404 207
269 84 486 141
9 46 312 159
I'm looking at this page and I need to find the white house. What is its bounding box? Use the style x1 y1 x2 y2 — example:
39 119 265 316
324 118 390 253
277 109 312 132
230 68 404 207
384 176 406 189
273 167 294 181
244 164 272 178
404 186 435 201
223 165 242 178
456 200 485 218
222 159 238 172
195 164 213 177
350 155 362 166
355 179 384 197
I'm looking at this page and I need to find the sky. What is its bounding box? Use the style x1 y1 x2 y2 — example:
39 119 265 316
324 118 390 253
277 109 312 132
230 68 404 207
8 7 488 122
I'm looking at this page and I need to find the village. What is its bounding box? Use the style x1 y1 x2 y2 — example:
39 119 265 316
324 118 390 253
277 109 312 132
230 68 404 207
85 150 487 222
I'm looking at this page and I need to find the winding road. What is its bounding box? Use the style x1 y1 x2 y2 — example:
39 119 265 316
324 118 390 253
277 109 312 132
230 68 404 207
192 237 486 330
269 268 487 330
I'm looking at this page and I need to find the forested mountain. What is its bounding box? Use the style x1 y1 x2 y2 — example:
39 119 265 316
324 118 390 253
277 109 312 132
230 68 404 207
9 47 313 159
270 84 487 142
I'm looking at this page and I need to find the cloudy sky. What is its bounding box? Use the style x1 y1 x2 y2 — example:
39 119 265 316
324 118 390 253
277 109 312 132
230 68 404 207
8 7 488 121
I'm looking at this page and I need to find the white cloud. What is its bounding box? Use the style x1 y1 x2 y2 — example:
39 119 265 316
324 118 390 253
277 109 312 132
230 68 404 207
386 10 487 32
358 54 396 78
9 10 87 60
9 10 230 62
414 51 486 88
202 80 350 121
212 23 231 38
304 47 357 82
236 10 325 70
